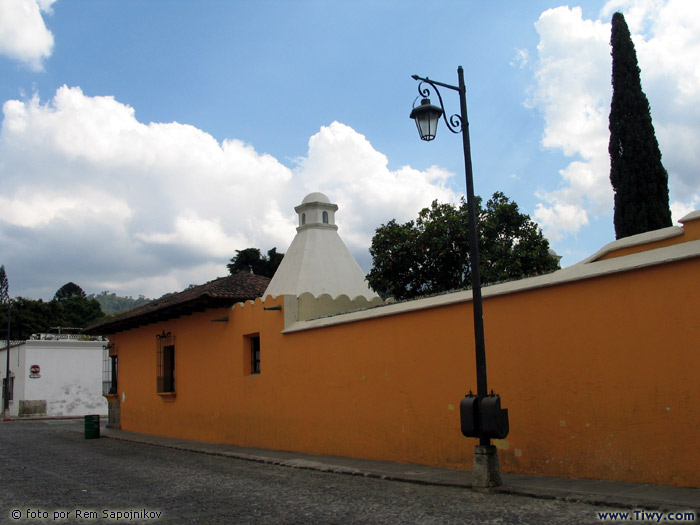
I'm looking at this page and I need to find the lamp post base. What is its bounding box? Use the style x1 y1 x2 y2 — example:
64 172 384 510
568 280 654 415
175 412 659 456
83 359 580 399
472 445 502 489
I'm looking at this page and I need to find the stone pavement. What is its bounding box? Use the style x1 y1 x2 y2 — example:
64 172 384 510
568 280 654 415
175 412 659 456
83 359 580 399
98 426 700 514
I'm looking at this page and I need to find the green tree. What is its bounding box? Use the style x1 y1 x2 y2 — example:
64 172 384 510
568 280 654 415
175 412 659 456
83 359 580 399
479 193 560 284
51 283 102 328
2 298 57 340
609 11 672 239
367 192 559 300
54 295 103 328
0 282 105 339
88 291 152 316
227 247 284 278
53 282 87 301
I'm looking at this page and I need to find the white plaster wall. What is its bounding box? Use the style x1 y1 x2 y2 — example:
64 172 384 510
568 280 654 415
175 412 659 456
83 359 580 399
23 341 107 416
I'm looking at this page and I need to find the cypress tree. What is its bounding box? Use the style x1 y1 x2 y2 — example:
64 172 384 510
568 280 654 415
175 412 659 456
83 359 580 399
0 266 8 305
608 12 672 239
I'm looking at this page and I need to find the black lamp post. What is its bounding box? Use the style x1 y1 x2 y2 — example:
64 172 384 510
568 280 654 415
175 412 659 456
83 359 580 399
4 302 9 415
411 66 508 488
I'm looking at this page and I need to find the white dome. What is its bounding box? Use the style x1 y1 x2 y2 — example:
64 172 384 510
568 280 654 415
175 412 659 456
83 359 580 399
301 192 331 204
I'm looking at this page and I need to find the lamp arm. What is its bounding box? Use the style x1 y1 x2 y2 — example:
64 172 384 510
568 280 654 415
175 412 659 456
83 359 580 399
411 74 459 92
413 76 463 134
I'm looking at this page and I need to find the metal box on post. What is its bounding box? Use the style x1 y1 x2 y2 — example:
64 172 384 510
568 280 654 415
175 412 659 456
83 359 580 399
480 394 509 439
460 394 479 438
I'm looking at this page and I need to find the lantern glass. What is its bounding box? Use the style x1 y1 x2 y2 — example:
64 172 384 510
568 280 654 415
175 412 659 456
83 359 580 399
409 98 443 141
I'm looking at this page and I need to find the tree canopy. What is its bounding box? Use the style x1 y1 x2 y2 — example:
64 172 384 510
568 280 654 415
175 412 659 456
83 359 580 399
0 282 105 340
87 291 152 316
227 247 284 278
366 192 560 300
608 11 672 239
53 282 87 301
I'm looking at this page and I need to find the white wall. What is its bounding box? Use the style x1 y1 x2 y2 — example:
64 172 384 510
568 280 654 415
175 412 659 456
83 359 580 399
1 340 107 417
24 340 107 416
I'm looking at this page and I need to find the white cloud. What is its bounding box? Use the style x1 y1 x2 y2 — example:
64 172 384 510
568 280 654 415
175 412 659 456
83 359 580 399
0 0 56 70
0 88 456 299
96 263 227 302
135 211 249 259
0 188 132 229
671 195 700 224
296 121 456 260
534 201 589 242
529 0 700 242
528 5 611 240
511 48 530 69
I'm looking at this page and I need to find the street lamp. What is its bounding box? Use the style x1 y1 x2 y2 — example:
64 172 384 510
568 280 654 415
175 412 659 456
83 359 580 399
411 66 509 489
409 98 443 141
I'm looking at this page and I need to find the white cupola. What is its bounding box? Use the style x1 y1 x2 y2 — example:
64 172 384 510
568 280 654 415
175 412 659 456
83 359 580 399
263 192 378 300
295 192 338 231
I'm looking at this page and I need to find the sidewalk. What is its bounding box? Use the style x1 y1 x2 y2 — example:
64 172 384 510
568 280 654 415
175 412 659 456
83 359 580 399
100 427 700 513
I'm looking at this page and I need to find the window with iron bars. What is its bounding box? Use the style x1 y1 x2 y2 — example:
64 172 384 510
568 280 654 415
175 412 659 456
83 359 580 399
249 334 260 375
102 343 118 396
156 331 175 393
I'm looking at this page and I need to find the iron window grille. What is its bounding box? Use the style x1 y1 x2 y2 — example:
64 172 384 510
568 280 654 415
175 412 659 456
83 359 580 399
102 343 118 395
156 331 175 393
250 335 261 374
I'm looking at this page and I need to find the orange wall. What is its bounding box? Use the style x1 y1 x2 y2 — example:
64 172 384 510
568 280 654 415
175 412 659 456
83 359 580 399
110 256 700 488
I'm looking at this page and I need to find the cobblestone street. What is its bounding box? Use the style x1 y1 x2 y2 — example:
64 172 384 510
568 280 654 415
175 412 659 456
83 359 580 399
0 420 651 524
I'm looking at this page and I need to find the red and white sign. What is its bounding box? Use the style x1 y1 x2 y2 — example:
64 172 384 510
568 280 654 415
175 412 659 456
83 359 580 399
29 364 41 378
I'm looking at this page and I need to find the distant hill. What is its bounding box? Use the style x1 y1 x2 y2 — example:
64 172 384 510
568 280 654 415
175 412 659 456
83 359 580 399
88 291 153 316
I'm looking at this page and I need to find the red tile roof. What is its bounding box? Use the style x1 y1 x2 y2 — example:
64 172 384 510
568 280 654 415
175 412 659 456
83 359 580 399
84 272 270 335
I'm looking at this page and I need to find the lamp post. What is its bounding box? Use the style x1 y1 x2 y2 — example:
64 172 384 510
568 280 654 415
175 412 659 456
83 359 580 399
411 66 508 488
1 266 9 418
4 302 9 416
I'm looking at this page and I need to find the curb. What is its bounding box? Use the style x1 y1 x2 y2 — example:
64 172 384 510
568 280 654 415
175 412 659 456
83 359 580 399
3 415 85 422
96 432 700 513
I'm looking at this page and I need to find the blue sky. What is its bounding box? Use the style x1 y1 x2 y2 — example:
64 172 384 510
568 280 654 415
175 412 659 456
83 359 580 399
1 0 699 300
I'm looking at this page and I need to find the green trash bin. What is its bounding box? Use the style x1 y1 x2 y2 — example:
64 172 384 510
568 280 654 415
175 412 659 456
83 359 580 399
84 414 100 439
